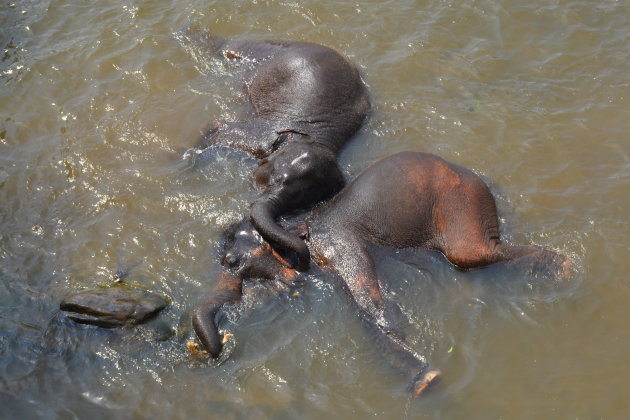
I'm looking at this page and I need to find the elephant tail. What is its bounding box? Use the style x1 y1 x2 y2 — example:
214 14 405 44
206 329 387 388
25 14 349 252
172 23 227 57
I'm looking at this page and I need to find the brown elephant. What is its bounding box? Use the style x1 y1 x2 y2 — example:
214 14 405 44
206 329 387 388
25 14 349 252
192 152 570 397
181 29 370 270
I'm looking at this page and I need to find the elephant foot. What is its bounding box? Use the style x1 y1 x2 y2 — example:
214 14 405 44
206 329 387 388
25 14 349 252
557 258 572 282
410 368 442 398
536 249 572 283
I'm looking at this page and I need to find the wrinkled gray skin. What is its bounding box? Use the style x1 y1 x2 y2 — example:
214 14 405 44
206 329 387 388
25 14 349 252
193 152 571 397
181 29 370 270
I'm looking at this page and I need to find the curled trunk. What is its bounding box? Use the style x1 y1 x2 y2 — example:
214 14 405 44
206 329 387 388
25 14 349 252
250 200 310 271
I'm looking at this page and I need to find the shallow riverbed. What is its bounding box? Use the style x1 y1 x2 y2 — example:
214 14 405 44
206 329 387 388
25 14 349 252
2 0 630 418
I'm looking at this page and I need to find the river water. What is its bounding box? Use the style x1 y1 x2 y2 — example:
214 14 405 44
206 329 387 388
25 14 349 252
1 0 629 418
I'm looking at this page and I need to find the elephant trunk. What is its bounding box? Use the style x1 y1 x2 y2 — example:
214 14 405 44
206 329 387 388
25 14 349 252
192 271 243 357
250 199 310 271
192 302 223 357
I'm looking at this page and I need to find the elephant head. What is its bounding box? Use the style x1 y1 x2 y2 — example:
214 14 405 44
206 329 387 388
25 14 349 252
192 220 303 357
221 221 301 283
250 138 344 271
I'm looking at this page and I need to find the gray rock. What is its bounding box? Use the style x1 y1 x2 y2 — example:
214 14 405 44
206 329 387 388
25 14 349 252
60 284 170 328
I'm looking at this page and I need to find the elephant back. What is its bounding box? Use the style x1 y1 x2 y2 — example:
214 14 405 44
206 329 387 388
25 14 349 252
249 42 370 151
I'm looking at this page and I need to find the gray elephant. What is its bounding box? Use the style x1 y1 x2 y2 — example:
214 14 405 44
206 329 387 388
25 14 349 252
181 29 370 270
192 152 571 398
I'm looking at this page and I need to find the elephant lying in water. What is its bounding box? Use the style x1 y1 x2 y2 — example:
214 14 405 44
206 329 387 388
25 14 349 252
192 152 571 397
180 29 370 270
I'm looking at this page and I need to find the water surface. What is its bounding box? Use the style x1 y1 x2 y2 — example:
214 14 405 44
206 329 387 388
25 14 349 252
2 0 630 418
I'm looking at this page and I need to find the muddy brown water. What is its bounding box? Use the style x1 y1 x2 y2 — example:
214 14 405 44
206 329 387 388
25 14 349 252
2 0 630 418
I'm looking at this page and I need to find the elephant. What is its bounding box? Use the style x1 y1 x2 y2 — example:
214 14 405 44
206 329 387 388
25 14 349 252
180 28 371 270
191 151 571 397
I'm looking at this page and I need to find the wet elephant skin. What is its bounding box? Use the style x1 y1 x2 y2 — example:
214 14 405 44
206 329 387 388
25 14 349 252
192 151 571 398
182 28 371 270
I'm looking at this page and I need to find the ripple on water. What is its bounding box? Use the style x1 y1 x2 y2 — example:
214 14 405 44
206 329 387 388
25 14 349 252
1 0 630 418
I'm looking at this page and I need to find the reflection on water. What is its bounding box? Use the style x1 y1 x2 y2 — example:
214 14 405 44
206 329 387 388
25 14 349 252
2 0 630 418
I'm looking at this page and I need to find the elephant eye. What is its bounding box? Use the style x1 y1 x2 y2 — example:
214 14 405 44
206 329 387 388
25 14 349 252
222 253 239 268
272 133 290 151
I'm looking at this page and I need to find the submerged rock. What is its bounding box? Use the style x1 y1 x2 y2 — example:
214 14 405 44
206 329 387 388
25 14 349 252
60 284 170 328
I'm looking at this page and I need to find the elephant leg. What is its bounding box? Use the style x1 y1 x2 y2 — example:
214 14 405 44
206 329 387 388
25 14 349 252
435 187 570 278
360 316 442 398
192 272 243 358
219 40 292 62
174 25 227 56
332 239 441 397
176 25 292 63
191 120 278 159
194 120 224 150
492 243 571 279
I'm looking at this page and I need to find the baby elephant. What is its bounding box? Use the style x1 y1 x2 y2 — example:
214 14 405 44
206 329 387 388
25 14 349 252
180 29 370 270
192 152 570 397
